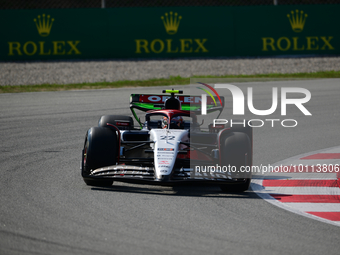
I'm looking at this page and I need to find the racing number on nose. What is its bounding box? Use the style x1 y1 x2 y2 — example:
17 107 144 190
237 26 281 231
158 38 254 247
160 135 175 140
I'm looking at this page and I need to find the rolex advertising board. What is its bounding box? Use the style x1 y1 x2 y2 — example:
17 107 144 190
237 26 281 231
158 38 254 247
0 5 338 60
232 5 338 56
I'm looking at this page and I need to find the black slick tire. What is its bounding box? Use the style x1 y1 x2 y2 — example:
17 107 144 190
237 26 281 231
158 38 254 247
81 126 118 186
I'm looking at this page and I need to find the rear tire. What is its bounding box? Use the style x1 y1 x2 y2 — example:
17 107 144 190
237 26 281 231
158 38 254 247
226 120 253 155
82 127 118 186
98 115 133 130
219 131 252 192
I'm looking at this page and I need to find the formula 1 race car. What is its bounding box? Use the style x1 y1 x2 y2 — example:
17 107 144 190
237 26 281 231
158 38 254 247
81 89 253 192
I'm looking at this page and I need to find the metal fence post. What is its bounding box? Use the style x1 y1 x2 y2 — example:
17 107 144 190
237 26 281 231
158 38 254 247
274 0 278 5
102 0 105 8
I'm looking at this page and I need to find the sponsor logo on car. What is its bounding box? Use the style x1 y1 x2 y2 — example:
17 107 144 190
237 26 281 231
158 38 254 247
159 160 169 165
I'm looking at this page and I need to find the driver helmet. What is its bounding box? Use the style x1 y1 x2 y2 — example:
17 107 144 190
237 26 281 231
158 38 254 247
161 116 168 129
170 116 183 128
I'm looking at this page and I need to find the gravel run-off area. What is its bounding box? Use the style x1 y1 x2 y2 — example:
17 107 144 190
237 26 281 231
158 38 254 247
1 56 340 85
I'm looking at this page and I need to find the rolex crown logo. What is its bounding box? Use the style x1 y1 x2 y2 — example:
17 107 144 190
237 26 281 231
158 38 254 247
287 10 307 33
34 14 54 37
161 12 182 35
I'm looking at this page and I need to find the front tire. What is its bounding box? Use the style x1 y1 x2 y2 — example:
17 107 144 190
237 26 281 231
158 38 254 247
219 131 252 192
82 127 118 186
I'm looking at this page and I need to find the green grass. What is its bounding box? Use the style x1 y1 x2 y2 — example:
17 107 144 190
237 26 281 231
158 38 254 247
1 71 340 93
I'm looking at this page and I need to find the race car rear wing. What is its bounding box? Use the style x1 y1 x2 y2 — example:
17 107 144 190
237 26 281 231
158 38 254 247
130 93 225 127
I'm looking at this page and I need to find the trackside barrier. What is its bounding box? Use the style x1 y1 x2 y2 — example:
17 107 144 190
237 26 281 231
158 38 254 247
1 5 339 60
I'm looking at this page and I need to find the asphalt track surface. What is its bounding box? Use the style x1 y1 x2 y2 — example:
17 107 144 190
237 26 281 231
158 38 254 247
0 79 339 255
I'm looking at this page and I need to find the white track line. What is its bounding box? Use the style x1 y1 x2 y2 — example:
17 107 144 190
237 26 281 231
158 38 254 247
254 186 340 195
283 203 340 212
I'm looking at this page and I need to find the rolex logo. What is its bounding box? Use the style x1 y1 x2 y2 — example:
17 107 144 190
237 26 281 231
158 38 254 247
287 10 307 33
34 14 54 37
161 12 182 35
